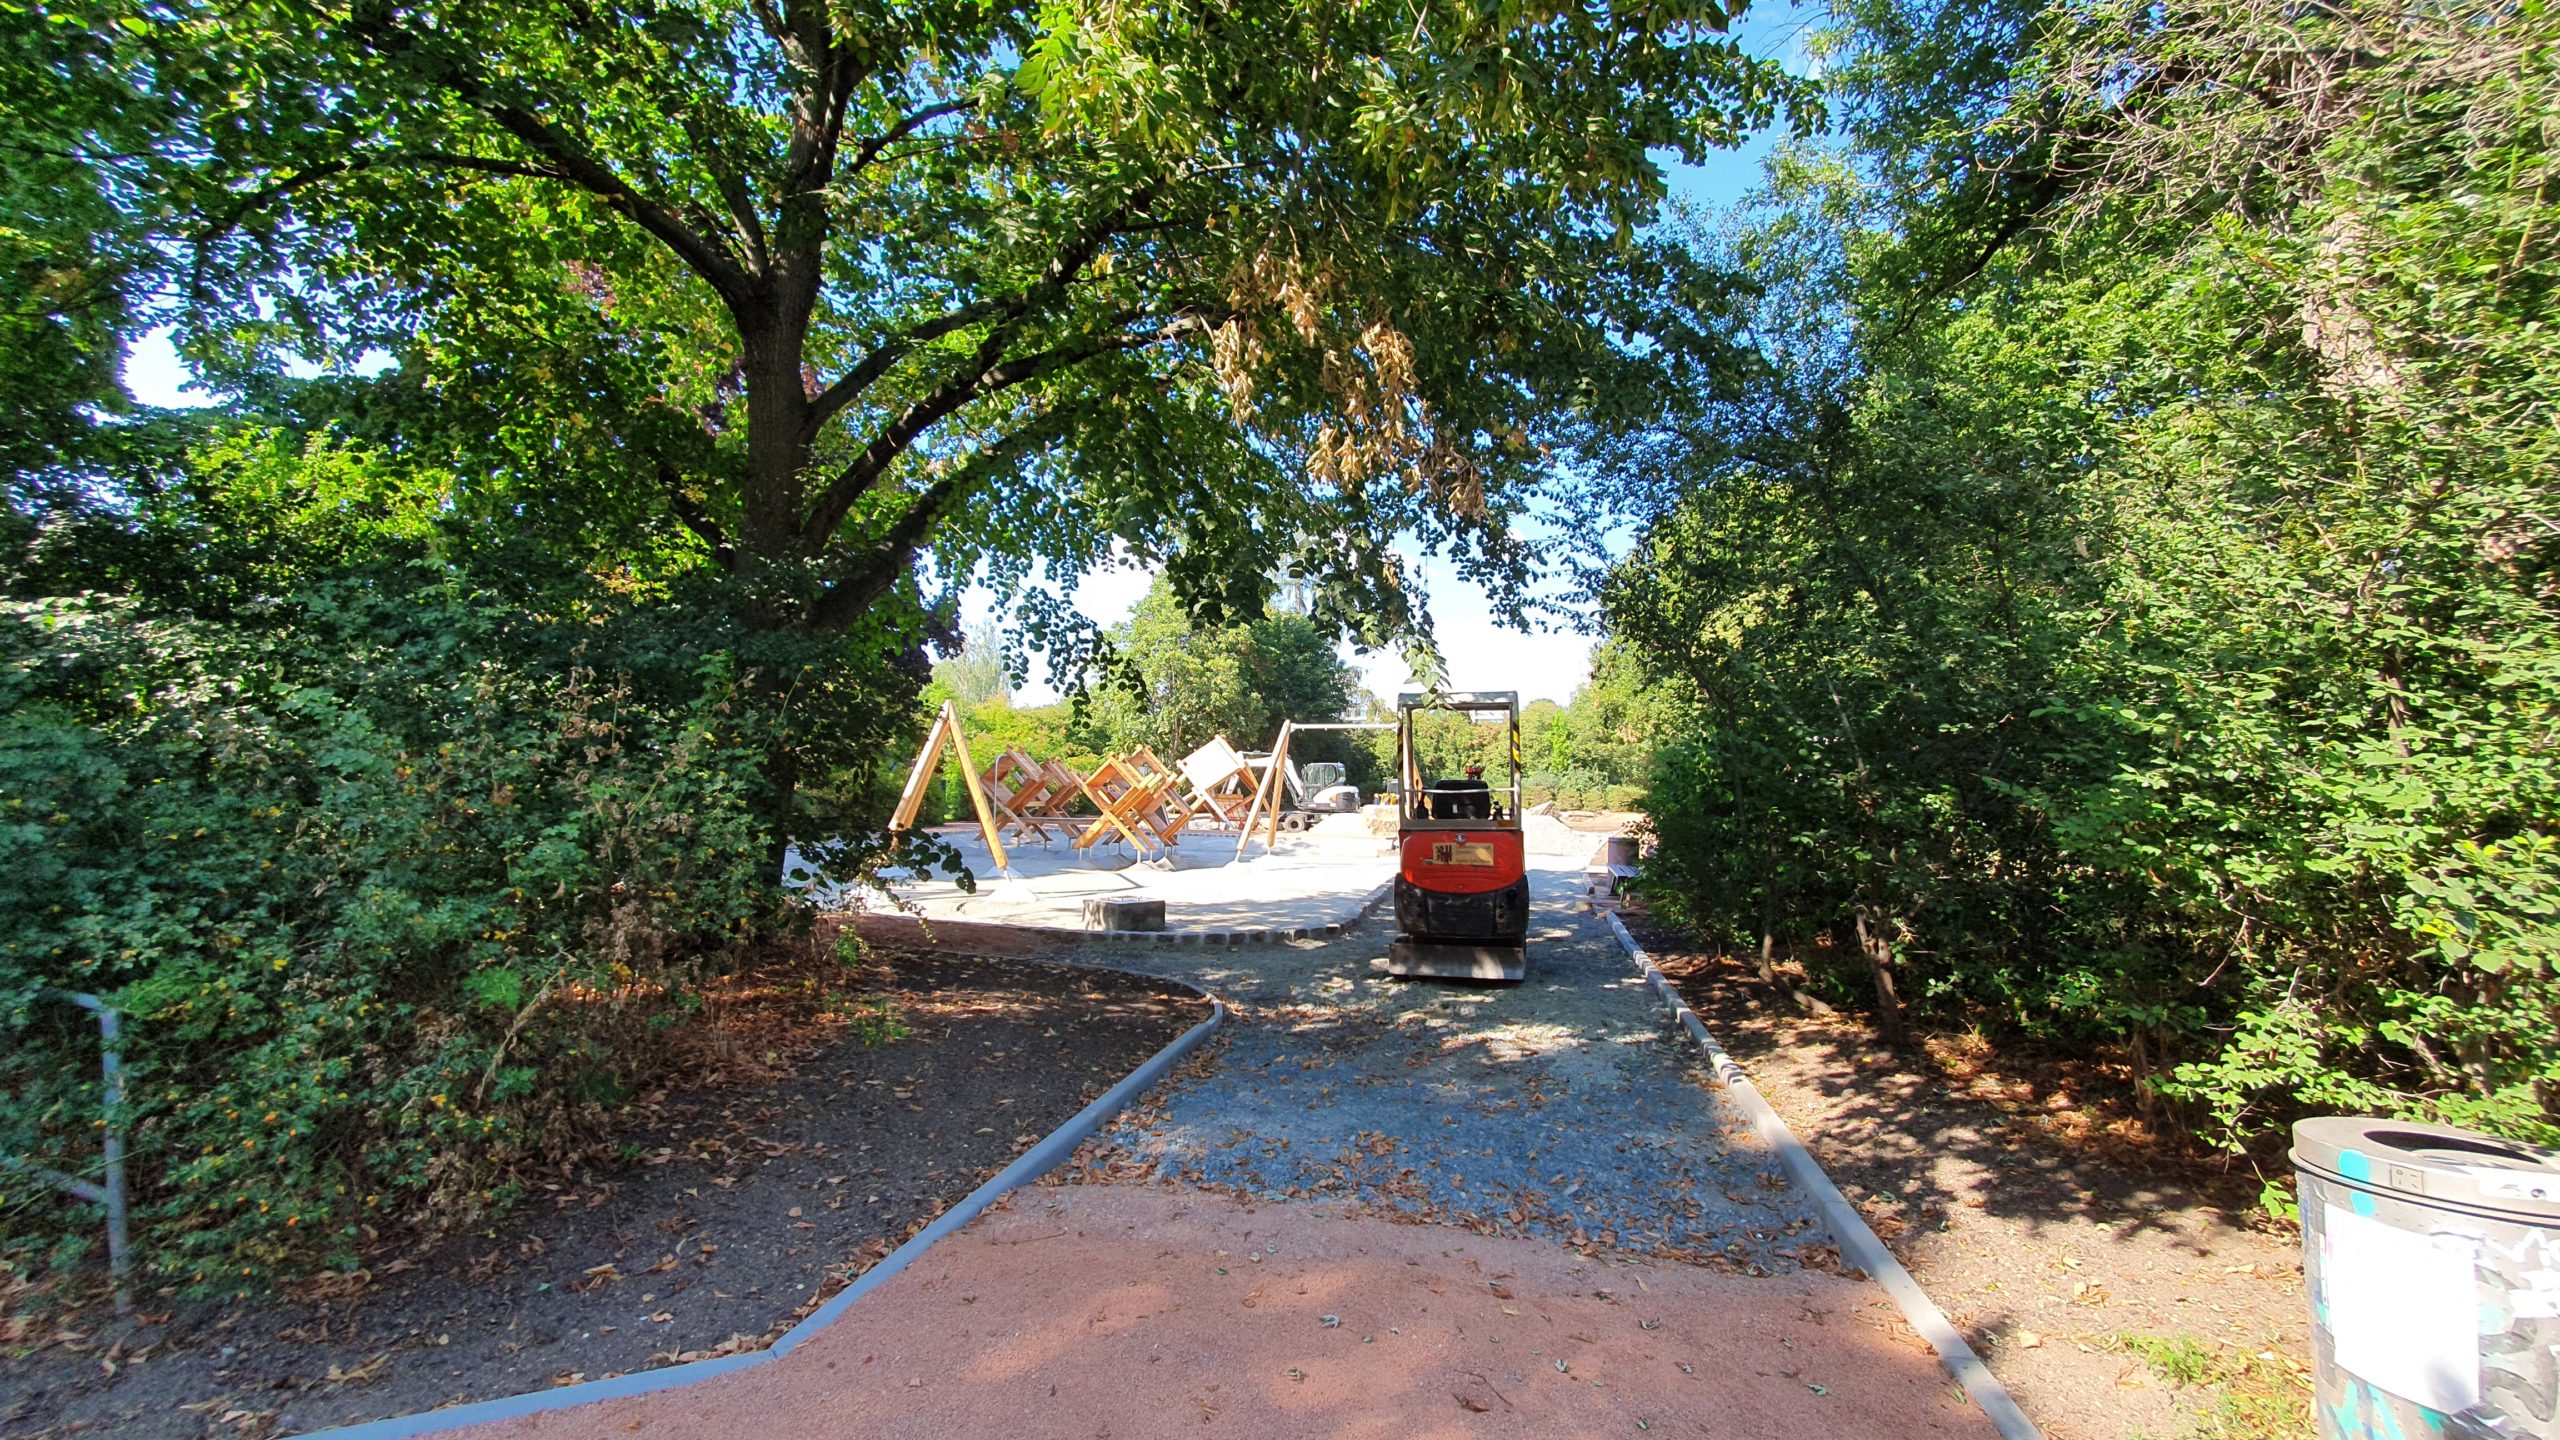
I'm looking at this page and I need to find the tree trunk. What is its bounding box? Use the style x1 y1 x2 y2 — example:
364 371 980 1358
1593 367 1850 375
738 317 814 565
1852 905 1906 1042
2128 1027 2158 1126
730 300 823 877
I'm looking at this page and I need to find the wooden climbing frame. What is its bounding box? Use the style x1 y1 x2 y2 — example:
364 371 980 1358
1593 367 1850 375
1073 749 1188 855
887 699 1010 868
1175 735 1261 828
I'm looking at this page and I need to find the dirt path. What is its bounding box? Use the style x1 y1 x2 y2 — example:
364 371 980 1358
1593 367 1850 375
468 1184 1984 1440
1639 934 2312 1440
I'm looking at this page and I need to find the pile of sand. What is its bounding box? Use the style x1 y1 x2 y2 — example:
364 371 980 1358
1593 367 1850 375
1524 811 1595 856
1303 806 1400 838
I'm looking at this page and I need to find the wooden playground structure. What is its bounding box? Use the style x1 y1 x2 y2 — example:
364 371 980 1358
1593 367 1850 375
888 703 1291 864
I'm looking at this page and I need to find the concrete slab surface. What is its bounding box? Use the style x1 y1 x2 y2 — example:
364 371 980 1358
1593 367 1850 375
853 827 1401 935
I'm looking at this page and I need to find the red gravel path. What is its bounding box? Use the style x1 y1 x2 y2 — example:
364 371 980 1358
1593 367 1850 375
447 1183 1992 1439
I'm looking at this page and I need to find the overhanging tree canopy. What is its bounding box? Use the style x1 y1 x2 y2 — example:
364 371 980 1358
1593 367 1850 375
113 0 1799 648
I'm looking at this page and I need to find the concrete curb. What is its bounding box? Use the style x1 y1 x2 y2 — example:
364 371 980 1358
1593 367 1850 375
303 971 1229 1440
1604 913 2044 1440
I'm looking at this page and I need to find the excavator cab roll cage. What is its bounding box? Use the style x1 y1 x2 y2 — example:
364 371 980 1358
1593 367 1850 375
1385 690 1530 983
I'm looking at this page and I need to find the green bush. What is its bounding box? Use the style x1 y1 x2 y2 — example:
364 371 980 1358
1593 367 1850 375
0 582 795 1289
1522 771 1561 808
1605 0 2560 1147
0 428 938 1289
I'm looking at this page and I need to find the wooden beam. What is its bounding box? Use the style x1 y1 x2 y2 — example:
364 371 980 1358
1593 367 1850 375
888 700 1008 870
889 701 957 831
1263 723 1292 851
945 704 1009 870
1073 756 1161 854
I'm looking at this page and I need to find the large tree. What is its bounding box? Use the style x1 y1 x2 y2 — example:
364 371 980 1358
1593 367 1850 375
81 0 1795 646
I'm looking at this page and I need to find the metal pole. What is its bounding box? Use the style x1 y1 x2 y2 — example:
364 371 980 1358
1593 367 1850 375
10 990 132 1314
1509 704 1523 819
95 1003 130 1316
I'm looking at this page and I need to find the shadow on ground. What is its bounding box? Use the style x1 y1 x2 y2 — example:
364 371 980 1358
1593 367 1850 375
1639 936 2311 1440
1046 869 1837 1274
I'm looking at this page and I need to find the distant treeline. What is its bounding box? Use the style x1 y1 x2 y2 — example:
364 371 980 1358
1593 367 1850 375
912 582 1655 820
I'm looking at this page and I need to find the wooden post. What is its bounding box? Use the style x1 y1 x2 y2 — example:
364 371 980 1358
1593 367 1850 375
1232 722 1292 859
945 706 1008 870
888 700 1008 870
889 702 955 831
1263 723 1293 851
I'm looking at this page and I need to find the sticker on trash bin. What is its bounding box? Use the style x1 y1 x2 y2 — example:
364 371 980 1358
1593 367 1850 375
2516 1269 2560 1319
2323 1204 2480 1414
2463 1165 2558 1203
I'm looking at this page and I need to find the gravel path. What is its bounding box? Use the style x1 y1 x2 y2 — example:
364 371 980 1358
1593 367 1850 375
1050 868 1835 1274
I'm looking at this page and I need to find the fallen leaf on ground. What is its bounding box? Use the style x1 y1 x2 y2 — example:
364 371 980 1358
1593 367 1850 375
324 1354 391 1386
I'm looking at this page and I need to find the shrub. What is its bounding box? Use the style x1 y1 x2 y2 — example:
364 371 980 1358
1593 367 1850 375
0 582 793 1290
1605 0 2560 1146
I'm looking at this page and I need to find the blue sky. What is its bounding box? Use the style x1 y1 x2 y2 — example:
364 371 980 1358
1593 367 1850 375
122 1 1819 709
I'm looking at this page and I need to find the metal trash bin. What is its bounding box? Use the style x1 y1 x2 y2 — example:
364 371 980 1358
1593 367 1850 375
2292 1118 2560 1438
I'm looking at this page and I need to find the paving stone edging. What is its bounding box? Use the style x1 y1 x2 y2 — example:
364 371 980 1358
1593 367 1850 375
303 971 1229 1440
1604 912 2045 1440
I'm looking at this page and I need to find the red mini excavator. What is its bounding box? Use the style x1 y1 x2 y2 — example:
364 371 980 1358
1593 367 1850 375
1385 690 1529 982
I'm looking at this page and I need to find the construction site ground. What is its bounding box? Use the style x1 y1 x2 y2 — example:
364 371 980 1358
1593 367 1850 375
840 810 1614 936
865 823 1398 935
431 860 1995 1440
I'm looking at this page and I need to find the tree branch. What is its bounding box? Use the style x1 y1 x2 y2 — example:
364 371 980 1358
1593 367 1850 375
692 131 772 274
804 402 1097 629
796 311 1210 552
346 4 758 309
660 460 736 568
778 0 872 194
802 190 1155 435
803 296 1012 436
187 151 565 303
841 97 974 180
